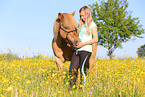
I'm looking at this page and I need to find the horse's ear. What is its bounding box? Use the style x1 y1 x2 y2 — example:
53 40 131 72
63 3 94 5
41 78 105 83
72 11 75 16
58 13 64 21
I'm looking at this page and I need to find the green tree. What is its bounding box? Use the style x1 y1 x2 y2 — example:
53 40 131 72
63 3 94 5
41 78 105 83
89 0 145 59
137 44 145 58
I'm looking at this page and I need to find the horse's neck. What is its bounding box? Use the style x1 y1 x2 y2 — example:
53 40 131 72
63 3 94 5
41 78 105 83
56 35 67 47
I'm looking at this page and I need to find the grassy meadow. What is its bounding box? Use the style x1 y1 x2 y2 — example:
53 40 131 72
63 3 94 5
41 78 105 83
0 54 145 97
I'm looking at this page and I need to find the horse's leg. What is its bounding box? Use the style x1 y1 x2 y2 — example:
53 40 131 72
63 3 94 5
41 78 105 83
89 43 97 73
55 56 64 76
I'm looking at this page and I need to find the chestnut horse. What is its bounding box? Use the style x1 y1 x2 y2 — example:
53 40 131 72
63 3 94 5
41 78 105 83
52 11 97 75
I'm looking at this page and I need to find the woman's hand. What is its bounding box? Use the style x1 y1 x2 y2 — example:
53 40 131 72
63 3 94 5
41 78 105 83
75 42 85 48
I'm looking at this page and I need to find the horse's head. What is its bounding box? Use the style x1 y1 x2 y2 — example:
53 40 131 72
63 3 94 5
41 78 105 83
55 11 80 48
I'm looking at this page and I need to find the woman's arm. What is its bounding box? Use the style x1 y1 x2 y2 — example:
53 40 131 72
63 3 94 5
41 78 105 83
75 26 98 48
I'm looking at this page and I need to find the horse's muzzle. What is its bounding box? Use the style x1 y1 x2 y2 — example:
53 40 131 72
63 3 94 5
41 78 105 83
72 39 80 48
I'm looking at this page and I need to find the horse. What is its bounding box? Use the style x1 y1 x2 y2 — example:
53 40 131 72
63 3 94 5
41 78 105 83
52 11 97 75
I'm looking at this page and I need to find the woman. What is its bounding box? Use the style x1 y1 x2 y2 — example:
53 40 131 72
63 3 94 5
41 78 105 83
69 6 98 88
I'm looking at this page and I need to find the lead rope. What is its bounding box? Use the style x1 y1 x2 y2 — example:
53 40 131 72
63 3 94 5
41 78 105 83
81 55 88 89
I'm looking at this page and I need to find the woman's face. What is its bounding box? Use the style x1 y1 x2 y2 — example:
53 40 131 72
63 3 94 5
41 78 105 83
80 10 85 22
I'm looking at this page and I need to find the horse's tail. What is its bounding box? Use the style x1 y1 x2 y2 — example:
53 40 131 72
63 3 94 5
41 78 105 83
53 18 59 41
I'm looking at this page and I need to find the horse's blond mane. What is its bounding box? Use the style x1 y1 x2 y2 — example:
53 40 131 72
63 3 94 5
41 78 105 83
53 17 59 41
53 13 77 41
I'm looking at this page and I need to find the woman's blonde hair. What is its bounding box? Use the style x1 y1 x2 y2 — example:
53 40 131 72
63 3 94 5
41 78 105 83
78 6 93 35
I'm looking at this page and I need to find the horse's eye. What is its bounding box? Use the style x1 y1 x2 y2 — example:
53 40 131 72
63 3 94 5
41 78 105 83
64 27 69 29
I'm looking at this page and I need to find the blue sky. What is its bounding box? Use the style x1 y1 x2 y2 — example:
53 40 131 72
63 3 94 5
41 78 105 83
0 0 145 58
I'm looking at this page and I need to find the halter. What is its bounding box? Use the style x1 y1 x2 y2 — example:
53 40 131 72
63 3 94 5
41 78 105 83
59 22 77 40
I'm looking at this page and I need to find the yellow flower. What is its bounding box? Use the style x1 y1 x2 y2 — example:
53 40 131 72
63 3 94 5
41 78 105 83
119 92 122 95
56 80 59 83
7 86 13 91
23 75 27 78
52 73 55 77
46 81 49 84
58 91 61 93
2 79 9 83
72 85 76 89
53 93 57 96
80 85 83 88
16 76 21 79
0 94 5 97
40 83 43 86
19 89 23 93
26 80 31 84
63 71 66 75
66 82 69 85
63 75 66 79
